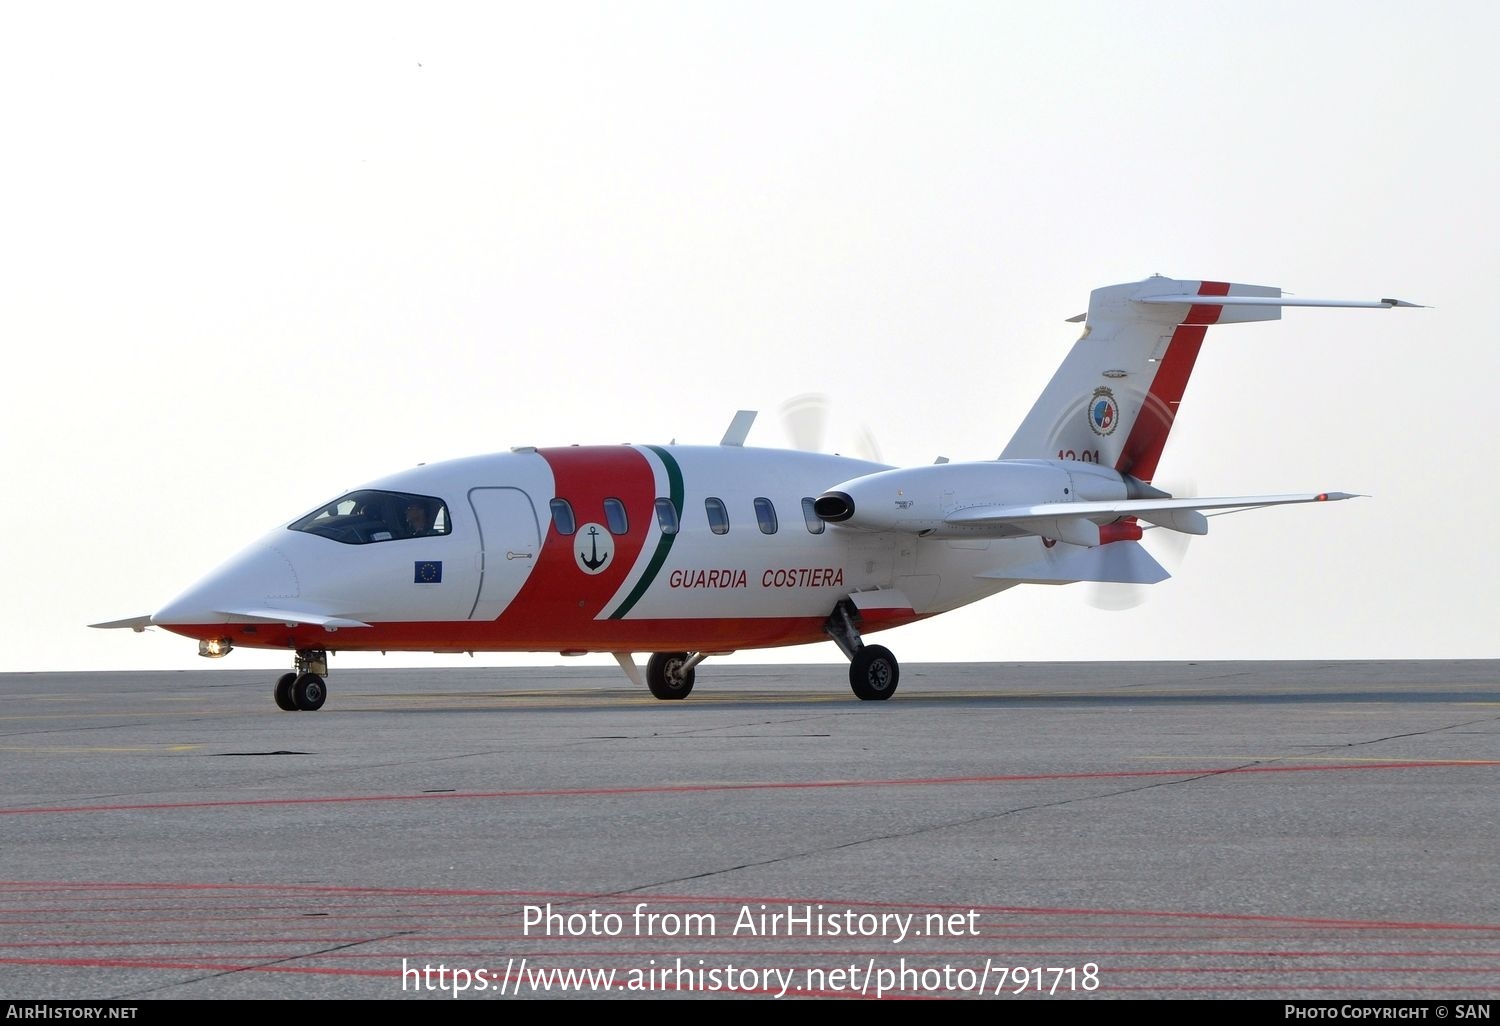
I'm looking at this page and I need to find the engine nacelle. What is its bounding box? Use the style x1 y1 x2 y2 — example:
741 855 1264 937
813 459 1159 536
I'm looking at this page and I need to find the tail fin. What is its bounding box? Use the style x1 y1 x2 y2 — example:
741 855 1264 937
999 276 1417 483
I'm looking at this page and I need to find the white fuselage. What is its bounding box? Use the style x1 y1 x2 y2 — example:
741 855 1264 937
152 444 1045 656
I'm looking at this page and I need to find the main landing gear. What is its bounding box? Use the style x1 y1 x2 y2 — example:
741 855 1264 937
630 614 900 703
825 600 899 701
274 649 328 712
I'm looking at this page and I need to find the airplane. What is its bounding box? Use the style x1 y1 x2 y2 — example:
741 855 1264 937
91 275 1419 710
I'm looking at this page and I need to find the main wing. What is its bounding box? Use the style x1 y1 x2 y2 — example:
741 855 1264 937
943 491 1358 548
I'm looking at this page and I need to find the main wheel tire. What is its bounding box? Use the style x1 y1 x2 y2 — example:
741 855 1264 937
293 672 327 711
646 651 695 700
849 644 899 701
274 672 298 712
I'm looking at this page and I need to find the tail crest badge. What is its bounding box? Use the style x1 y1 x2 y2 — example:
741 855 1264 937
1088 386 1119 436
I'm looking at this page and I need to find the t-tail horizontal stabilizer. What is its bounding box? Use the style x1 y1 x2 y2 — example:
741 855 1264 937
1135 295 1423 310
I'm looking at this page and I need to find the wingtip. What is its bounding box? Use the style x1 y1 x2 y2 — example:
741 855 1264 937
87 615 155 632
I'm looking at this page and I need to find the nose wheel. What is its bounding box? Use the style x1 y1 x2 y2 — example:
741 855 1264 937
274 650 330 711
646 651 697 700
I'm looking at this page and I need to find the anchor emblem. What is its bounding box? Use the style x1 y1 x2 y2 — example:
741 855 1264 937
580 526 609 570
574 523 614 575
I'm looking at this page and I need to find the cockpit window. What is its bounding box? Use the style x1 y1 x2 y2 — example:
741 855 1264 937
288 489 451 545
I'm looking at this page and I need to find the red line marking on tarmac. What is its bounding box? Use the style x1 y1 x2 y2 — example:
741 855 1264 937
3 881 1500 933
3 879 1497 999
8 945 1495 974
1106 985 1500 994
1 886 1496 994
1 760 1493 816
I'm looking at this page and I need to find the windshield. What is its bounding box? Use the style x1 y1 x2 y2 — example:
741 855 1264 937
287 489 451 545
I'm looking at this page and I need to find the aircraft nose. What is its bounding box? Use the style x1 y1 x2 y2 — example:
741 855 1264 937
152 544 299 624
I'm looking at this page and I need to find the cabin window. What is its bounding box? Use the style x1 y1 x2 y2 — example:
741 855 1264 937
288 489 451 545
801 497 825 535
549 498 576 536
754 497 778 535
603 497 629 535
654 498 680 535
705 497 729 535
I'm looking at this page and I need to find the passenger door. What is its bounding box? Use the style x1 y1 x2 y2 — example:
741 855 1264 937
467 487 542 620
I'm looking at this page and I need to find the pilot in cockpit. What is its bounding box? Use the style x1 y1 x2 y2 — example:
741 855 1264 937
404 501 433 538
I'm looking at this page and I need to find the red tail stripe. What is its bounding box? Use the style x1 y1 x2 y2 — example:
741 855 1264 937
1115 280 1229 483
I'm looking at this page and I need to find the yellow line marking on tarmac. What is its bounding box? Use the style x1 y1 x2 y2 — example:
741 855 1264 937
0 714 165 722
0 744 204 754
339 690 852 706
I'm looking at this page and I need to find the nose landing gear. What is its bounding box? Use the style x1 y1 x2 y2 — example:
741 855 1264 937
645 651 702 700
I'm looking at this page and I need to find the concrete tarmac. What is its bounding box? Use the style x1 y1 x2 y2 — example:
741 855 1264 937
1 660 1497 1001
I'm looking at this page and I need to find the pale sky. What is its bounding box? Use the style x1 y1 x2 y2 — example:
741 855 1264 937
4 1 1495 673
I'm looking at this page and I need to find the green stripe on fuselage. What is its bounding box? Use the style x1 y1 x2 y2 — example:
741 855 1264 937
607 445 684 619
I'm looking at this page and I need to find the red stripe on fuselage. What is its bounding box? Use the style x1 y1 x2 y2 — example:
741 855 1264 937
1114 280 1229 483
161 609 927 655
492 446 657 634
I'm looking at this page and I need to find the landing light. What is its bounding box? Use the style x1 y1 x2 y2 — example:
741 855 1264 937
198 638 233 659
